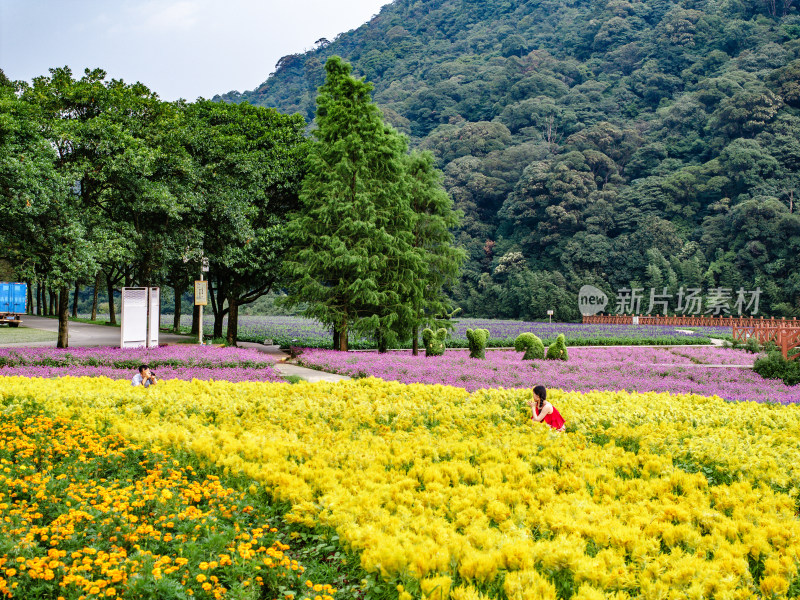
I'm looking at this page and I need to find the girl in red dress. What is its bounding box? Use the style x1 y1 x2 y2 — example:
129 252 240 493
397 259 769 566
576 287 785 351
528 385 565 431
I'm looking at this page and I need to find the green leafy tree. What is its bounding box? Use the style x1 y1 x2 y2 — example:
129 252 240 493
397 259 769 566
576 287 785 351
20 67 195 337
0 71 70 294
405 150 465 355
182 100 307 345
8 68 117 346
284 56 424 351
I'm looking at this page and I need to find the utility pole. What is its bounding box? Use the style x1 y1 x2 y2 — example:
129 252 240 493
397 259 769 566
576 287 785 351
198 270 204 345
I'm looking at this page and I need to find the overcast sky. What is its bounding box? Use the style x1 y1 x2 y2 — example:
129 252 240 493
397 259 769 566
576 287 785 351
0 0 390 101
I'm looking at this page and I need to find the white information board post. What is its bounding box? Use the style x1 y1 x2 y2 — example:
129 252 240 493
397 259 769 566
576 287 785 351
194 278 208 345
121 287 160 349
196 257 209 345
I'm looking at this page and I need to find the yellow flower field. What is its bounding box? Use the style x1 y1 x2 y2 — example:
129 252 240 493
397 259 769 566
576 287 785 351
2 375 799 599
0 409 336 600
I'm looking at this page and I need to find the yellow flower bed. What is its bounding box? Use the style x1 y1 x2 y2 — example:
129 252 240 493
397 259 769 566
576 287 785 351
0 409 335 600
2 375 799 599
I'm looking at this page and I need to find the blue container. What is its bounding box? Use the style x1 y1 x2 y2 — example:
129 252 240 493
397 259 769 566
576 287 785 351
0 282 27 317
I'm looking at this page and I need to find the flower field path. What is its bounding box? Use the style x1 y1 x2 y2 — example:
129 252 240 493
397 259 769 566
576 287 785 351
237 342 351 382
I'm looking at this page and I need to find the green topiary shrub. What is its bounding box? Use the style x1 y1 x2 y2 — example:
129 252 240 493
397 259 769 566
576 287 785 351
753 350 800 386
545 333 568 360
744 337 761 354
466 328 490 359
514 332 545 360
422 328 447 357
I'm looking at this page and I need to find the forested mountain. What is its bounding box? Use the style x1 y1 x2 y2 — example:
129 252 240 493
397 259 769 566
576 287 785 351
216 0 800 320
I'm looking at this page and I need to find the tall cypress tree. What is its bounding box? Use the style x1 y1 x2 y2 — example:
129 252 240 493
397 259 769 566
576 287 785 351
405 150 465 355
284 56 423 351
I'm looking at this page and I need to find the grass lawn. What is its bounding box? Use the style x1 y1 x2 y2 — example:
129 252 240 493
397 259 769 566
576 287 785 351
0 326 58 344
37 314 120 326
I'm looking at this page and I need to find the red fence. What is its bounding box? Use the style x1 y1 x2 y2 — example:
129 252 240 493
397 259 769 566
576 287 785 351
582 314 800 359
731 323 800 360
582 314 798 327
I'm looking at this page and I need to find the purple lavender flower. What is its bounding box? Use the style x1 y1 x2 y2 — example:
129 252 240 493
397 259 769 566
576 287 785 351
0 345 276 368
0 364 283 383
296 346 798 404
159 315 728 347
0 345 282 383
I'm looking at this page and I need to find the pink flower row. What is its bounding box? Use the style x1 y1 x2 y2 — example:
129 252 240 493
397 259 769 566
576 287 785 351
296 346 799 404
0 344 276 367
0 364 284 383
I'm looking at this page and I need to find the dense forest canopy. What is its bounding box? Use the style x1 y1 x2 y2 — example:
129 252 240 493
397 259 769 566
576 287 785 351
216 0 800 320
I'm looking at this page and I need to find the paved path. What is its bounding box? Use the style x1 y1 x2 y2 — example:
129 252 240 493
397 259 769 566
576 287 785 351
272 362 351 383
0 315 190 347
236 341 350 382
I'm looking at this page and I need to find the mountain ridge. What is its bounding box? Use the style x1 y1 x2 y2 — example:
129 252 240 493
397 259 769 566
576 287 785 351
215 0 800 319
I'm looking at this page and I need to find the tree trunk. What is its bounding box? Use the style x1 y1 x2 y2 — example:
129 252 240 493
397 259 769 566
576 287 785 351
213 311 224 339
191 304 200 336
36 282 42 315
225 295 239 346
72 282 79 318
91 274 99 321
57 286 69 348
338 316 348 351
107 280 117 325
26 280 33 315
377 328 388 353
173 284 184 333
332 324 339 350
48 289 56 316
210 280 226 339
412 325 419 356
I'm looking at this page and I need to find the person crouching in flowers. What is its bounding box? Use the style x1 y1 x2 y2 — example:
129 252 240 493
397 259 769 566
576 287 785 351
528 385 565 431
131 364 157 388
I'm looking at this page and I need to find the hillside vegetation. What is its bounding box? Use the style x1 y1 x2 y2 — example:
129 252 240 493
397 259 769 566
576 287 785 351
216 0 800 320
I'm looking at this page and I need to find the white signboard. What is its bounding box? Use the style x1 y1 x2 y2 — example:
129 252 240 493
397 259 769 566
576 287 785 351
121 287 160 349
149 287 160 347
194 280 208 306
